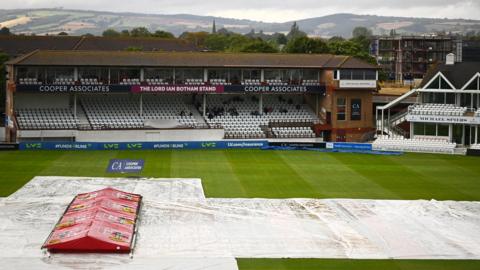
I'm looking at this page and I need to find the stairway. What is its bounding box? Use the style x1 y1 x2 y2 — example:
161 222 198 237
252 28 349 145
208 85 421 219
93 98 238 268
75 105 91 130
187 104 208 127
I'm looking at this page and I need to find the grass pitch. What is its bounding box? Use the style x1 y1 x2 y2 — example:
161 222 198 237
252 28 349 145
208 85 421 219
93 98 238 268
1 149 479 269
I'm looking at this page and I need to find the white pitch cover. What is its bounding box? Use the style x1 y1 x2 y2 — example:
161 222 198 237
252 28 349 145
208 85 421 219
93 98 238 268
1 176 480 269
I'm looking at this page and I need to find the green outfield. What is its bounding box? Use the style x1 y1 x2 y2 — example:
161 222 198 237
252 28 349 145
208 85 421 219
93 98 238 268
1 149 479 269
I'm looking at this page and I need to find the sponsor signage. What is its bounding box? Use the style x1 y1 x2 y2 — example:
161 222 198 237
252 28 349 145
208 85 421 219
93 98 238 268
16 84 131 93
333 142 372 150
131 85 223 93
350 99 362 121
107 159 144 173
406 114 480 124
19 140 268 150
16 84 325 94
225 84 325 94
466 149 480 157
269 142 326 148
339 80 376 89
0 143 19 150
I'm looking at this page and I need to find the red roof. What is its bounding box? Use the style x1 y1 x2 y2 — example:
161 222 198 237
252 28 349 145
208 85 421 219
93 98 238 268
42 187 142 253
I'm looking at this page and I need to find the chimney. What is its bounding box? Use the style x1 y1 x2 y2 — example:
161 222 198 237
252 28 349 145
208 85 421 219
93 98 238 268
445 53 455 65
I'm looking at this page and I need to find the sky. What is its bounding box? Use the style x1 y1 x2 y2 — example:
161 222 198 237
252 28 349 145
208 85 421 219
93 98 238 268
7 0 480 22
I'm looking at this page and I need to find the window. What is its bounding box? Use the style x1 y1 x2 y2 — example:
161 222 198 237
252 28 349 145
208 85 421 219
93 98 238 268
208 69 228 80
438 124 449 136
425 123 436 136
446 93 455 104
46 67 74 84
304 69 319 81
340 70 352 80
242 69 261 81
264 69 289 82
144 68 174 83
414 123 425 136
364 70 376 80
350 99 362 121
174 68 203 84
110 68 140 84
352 70 364 80
78 67 109 84
336 98 346 121
339 69 376 80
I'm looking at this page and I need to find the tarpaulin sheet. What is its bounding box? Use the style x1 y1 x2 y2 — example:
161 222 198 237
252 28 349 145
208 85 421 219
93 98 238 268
1 176 480 269
42 187 141 253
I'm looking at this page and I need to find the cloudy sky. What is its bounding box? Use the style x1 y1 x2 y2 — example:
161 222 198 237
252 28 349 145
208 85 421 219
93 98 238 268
7 0 480 22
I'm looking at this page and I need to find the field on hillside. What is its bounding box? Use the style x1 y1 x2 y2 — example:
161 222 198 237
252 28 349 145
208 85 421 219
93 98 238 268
1 149 479 269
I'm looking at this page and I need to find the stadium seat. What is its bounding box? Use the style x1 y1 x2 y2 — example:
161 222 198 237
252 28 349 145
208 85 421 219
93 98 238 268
201 95 319 139
16 108 77 130
372 135 456 154
408 103 467 117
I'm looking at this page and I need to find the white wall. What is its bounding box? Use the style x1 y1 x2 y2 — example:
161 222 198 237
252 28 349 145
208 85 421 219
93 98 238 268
17 128 225 142
0 127 5 142
76 129 225 142
15 93 70 109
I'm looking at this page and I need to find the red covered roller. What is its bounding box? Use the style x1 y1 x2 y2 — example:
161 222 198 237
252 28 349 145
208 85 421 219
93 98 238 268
42 187 142 253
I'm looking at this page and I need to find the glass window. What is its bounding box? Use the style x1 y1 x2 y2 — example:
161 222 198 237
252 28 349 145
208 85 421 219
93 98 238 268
264 69 289 82
303 69 319 81
45 67 74 84
414 122 425 135
433 93 445 104
425 123 436 136
229 69 241 84
17 67 43 82
242 69 261 81
340 70 352 80
78 67 109 83
289 69 302 84
446 93 455 104
364 70 376 80
208 69 228 80
336 98 346 121
350 98 362 121
144 68 174 83
110 68 140 84
352 70 364 80
174 68 203 84
438 124 449 136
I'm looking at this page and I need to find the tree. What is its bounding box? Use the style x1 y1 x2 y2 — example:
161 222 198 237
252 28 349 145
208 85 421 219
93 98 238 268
102 28 120 37
179 31 209 47
204 34 231 51
352 27 372 39
236 40 278 53
120 30 130 37
130 27 151 37
0 27 11 36
125 46 143 51
329 36 345 42
272 33 288 45
327 39 377 65
286 22 307 40
152 30 175 39
57 32 68 36
284 36 329 54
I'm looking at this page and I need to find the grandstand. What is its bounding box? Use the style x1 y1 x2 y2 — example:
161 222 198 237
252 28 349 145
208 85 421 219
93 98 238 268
375 57 480 152
3 50 378 143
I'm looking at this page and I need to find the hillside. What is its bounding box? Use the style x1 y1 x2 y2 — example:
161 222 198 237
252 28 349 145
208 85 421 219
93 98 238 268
0 8 479 37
